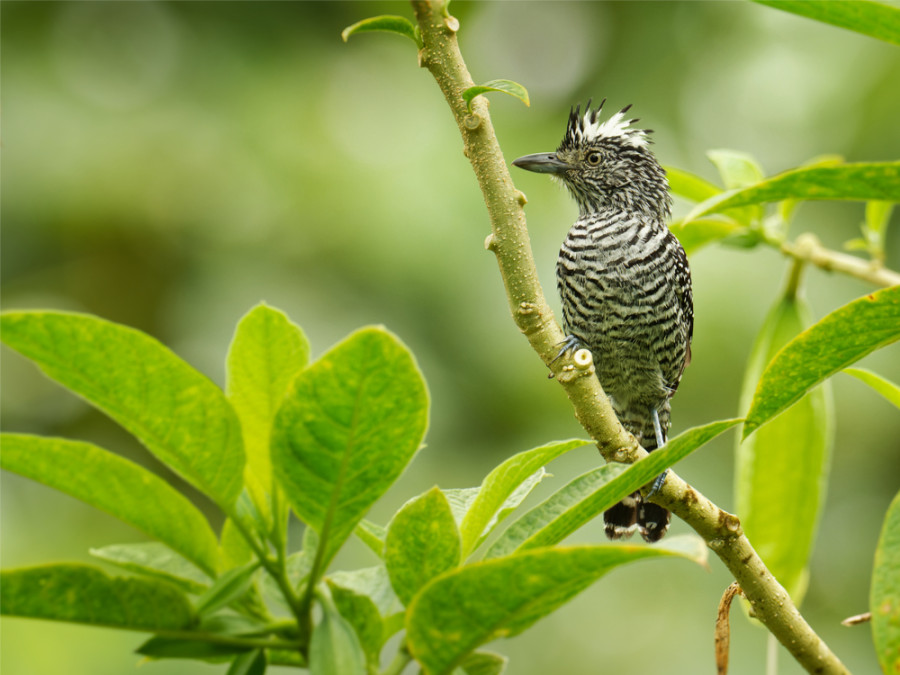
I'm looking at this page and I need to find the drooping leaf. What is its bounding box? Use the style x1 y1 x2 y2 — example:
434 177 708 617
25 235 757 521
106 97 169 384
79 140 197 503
89 542 212 594
664 166 722 203
486 420 741 558
136 635 249 661
309 591 367 675
327 565 402 618
0 311 244 507
462 79 530 113
227 303 309 529
753 0 900 46
844 368 900 409
669 216 744 256
735 288 833 604
871 489 900 672
744 285 900 438
0 564 194 631
685 162 900 223
458 439 588 557
341 15 421 47
385 487 461 606
1 434 220 577
327 580 384 669
271 327 428 574
195 561 261 616
407 542 706 675
355 519 387 557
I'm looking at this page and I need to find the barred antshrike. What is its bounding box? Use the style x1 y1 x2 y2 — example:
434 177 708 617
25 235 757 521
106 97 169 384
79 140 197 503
513 100 693 542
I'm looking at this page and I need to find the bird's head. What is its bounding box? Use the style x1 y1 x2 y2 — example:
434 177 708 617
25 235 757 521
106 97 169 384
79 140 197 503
513 99 671 219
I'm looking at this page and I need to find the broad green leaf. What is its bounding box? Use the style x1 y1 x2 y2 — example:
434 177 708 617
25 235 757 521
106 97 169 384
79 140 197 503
485 420 741 558
458 650 508 675
341 15 421 47
462 79 530 113
744 285 900 438
407 542 705 674
0 311 244 507
443 487 480 525
221 517 255 569
753 0 900 46
355 519 387 557
1 434 220 577
260 551 310 615
385 487 461 606
459 439 588 557
686 162 900 223
227 303 309 530
309 591 367 675
707 149 765 189
327 580 383 669
664 166 722 203
327 565 402 617
736 289 833 604
844 368 900 408
271 327 428 573
872 489 900 672
195 561 261 616
228 650 267 675
0 563 194 630
669 216 744 256
136 636 248 661
90 543 212 594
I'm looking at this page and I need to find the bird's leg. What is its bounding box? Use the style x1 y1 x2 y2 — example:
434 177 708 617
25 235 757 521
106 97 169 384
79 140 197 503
647 407 668 497
551 334 583 363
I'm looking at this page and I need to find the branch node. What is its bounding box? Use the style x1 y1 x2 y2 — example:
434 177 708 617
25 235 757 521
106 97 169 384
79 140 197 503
464 114 482 130
443 15 460 33
515 190 528 206
485 233 496 251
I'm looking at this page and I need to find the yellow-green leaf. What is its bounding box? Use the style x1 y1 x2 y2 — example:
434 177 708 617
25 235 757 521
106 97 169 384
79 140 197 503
462 80 530 113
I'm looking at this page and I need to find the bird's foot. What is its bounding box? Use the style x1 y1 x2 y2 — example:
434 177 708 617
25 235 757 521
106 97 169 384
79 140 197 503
647 469 668 497
646 408 668 497
552 334 583 364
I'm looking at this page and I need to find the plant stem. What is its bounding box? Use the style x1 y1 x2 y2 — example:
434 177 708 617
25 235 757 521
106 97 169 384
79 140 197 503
780 233 900 288
410 1 851 673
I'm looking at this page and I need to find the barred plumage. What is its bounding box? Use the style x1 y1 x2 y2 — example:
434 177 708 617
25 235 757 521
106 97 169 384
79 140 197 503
513 99 693 542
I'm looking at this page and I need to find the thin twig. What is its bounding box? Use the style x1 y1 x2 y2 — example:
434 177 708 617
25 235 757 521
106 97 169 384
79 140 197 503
781 233 900 288
410 2 851 673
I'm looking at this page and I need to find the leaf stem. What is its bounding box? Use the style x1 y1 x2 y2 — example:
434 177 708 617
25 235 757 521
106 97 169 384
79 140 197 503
779 233 900 287
410 1 852 673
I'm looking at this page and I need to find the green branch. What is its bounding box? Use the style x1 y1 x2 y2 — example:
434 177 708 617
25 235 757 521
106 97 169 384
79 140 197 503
779 233 900 288
410 1 851 673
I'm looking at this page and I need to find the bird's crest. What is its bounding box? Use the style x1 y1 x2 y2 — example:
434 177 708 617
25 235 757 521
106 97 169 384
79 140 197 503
559 99 650 151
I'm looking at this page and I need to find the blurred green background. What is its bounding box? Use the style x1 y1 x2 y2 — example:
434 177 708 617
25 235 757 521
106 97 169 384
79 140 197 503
2 2 899 674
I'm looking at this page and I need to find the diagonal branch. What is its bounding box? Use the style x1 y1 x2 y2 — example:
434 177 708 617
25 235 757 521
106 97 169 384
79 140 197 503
410 2 850 673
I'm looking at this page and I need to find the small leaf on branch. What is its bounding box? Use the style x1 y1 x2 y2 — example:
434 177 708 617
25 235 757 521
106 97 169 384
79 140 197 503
341 15 421 47
744 285 900 438
462 80 530 113
843 368 900 409
871 489 900 672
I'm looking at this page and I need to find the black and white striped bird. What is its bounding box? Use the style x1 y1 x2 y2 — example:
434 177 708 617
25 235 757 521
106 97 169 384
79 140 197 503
513 100 693 542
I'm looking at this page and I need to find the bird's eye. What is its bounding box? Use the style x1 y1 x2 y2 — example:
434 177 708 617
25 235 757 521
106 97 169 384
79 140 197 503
586 152 601 165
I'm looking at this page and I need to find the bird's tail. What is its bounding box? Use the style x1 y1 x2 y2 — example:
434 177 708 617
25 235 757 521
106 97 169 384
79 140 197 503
603 403 671 542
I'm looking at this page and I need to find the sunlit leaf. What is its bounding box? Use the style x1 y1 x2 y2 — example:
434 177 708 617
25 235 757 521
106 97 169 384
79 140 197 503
753 0 900 46
669 216 744 256
341 15 421 47
871 489 900 672
407 542 705 674
462 80 530 113
327 580 383 669
309 591 367 675
844 368 900 409
1 434 220 577
89 543 212 594
664 166 722 203
0 311 245 507
195 561 261 616
744 285 900 438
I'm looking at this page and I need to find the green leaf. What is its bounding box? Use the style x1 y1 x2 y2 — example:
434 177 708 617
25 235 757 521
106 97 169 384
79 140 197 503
355 519 387 558
485 420 741 558
271 327 428 573
136 636 248 661
669 216 744 256
872 489 900 673
664 166 722 203
1 434 220 577
462 79 530 113
309 590 367 675
327 580 384 669
227 303 310 530
458 439 588 557
844 368 900 408
385 487 461 606
327 565 402 617
685 162 900 223
459 650 508 675
221 517 255 569
0 311 244 507
90 543 212 594
744 285 900 438
341 15 421 47
707 149 765 190
407 542 706 674
735 289 833 604
195 561 261 616
753 0 900 46
0 563 194 630
228 650 267 675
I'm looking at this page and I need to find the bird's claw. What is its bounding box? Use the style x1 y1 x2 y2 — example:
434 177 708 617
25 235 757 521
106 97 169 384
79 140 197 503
647 469 668 497
552 334 583 363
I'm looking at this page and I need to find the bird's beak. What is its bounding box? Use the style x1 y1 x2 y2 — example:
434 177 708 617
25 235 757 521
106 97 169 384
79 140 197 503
512 153 569 175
